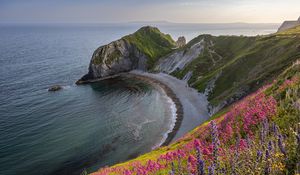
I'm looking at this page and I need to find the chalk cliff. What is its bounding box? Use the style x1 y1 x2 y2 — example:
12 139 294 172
278 16 300 32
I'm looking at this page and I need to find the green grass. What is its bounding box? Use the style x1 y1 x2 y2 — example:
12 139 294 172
92 26 176 69
171 26 300 107
123 26 176 69
276 25 300 36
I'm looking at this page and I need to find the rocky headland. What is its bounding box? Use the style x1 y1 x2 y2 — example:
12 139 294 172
76 26 176 84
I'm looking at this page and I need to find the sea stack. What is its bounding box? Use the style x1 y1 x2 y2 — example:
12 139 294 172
176 36 186 48
278 16 300 32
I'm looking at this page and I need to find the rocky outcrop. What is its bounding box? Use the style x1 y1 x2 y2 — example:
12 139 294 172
77 26 175 84
176 36 186 48
48 85 62 92
77 39 148 84
278 16 300 32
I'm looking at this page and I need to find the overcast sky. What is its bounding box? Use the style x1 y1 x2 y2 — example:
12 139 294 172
0 0 299 23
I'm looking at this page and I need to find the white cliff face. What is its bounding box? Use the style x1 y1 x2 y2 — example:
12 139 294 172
155 39 204 74
85 39 148 80
278 16 300 32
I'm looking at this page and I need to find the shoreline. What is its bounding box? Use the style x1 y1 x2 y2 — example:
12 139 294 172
77 72 184 147
76 70 210 146
124 73 184 147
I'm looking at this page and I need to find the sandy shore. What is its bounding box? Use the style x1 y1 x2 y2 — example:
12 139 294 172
77 70 210 145
129 71 210 143
123 72 183 146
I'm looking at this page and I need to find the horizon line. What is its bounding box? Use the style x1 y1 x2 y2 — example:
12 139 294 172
0 21 281 25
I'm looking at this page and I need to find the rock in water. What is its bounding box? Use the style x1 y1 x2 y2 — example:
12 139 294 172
48 85 62 92
176 36 186 48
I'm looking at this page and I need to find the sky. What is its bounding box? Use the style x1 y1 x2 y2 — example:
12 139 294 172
0 0 299 23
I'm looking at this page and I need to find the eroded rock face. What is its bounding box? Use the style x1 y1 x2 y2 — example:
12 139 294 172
176 36 186 48
155 39 204 73
77 39 147 84
77 26 177 84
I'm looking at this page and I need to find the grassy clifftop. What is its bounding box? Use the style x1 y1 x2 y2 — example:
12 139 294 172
172 26 300 107
123 26 176 68
91 26 175 69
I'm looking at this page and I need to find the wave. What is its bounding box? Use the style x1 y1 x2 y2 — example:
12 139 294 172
152 93 177 149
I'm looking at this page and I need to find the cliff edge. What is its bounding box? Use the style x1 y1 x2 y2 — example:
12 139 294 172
76 26 176 84
277 16 300 32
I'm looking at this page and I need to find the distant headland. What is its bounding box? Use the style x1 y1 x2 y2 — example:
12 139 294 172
278 16 300 32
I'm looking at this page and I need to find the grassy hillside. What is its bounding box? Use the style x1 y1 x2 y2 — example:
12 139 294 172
123 26 176 68
91 60 300 175
88 26 300 175
171 26 300 107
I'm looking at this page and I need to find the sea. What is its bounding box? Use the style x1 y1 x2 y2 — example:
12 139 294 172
0 22 279 175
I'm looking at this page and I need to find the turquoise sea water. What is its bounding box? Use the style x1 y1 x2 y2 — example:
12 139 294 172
0 23 278 175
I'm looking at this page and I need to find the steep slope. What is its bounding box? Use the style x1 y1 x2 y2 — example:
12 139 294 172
77 26 176 84
92 61 300 175
162 26 300 113
277 16 300 32
155 38 205 74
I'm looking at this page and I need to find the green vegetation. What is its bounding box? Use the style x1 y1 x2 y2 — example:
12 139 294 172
123 26 176 68
92 62 300 175
91 26 176 69
172 26 300 106
276 25 300 36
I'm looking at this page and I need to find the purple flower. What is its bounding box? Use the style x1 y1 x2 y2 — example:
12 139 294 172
196 146 205 175
268 141 273 152
265 149 270 160
256 150 262 163
263 119 269 135
177 155 182 174
272 122 278 136
220 168 226 175
208 165 214 175
210 121 219 168
278 135 286 155
170 162 175 175
264 150 270 175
